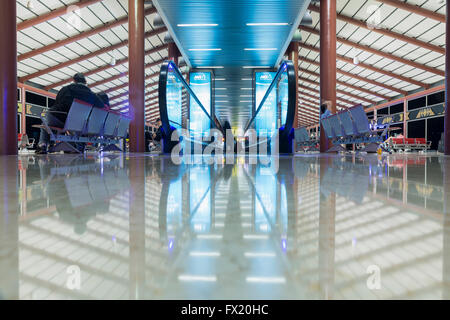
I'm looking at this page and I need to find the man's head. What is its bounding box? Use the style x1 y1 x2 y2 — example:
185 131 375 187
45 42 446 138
156 118 161 125
320 101 331 114
73 73 87 85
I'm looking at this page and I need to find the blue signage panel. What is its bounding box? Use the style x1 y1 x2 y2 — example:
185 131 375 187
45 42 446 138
166 70 182 130
278 72 289 126
189 72 212 139
255 72 277 136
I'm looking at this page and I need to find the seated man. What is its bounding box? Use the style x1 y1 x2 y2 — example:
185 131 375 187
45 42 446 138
320 101 332 120
97 91 110 108
36 73 105 154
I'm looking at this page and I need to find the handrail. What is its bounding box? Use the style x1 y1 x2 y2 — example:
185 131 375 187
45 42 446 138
244 60 296 134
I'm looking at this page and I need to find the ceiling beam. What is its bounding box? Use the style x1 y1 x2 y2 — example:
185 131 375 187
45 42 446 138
19 27 167 83
18 7 156 62
299 93 348 110
109 80 158 102
110 89 158 108
300 42 429 88
300 57 405 96
45 45 167 90
308 4 444 55
299 68 396 100
299 84 356 106
80 58 165 89
299 76 376 105
18 0 105 31
374 0 445 23
299 26 444 77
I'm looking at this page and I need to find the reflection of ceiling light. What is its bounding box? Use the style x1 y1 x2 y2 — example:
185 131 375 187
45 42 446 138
242 66 270 69
197 66 224 68
244 252 276 258
178 275 217 282
246 22 289 26
189 48 222 51
196 234 223 239
189 251 221 257
246 277 286 283
177 23 218 27
244 48 277 51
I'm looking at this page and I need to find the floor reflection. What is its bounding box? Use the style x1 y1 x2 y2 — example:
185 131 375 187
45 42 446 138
0 153 449 299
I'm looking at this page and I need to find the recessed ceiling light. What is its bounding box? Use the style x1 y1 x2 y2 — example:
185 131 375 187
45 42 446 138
197 66 224 69
177 24 218 27
216 88 227 90
242 66 270 69
241 78 252 80
216 100 229 103
241 88 252 90
240 95 252 97
188 48 222 51
216 95 228 97
244 48 277 51
240 100 252 103
215 78 226 81
246 22 289 26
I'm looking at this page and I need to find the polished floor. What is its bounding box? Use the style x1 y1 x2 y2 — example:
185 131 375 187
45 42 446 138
0 152 449 300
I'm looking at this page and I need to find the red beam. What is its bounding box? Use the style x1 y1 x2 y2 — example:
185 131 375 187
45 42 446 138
19 27 167 83
18 7 156 62
375 0 445 23
309 3 445 55
18 0 104 31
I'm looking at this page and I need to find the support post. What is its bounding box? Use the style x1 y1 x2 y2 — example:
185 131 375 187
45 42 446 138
128 0 146 152
445 2 450 155
0 0 18 155
21 88 26 135
168 42 180 66
319 0 337 153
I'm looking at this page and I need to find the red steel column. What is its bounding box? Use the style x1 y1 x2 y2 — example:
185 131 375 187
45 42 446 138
168 42 180 65
0 1 18 155
128 0 145 153
287 42 299 130
319 0 337 153
445 2 450 155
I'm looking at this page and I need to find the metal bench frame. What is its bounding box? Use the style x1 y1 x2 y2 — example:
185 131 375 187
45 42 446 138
39 99 130 153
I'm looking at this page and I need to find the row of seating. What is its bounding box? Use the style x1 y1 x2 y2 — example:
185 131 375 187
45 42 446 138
384 137 430 152
320 104 390 153
39 99 130 153
294 127 319 152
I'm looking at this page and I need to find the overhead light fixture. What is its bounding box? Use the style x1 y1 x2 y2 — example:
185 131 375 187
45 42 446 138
110 56 117 66
246 22 289 26
216 95 228 97
240 95 252 97
216 100 229 103
188 48 222 51
197 66 224 69
246 277 286 284
244 48 277 51
240 100 252 103
353 55 360 65
240 88 252 90
215 78 226 81
177 23 218 27
26 0 34 9
242 66 270 69
241 78 252 81
216 88 227 90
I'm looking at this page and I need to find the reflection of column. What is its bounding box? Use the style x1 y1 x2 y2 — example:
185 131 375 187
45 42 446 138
128 0 145 152
0 158 19 299
319 0 337 152
443 158 450 299
445 2 450 155
0 0 17 155
129 157 146 299
318 157 335 299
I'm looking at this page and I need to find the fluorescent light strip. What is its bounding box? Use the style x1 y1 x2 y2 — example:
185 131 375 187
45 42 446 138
189 48 222 51
244 48 277 51
216 88 227 90
178 275 217 282
240 95 252 97
240 100 252 103
216 100 229 103
197 234 223 240
215 78 226 81
241 78 252 81
246 277 286 284
241 88 252 90
197 66 224 69
216 95 228 97
243 234 269 240
246 23 289 26
243 66 270 69
244 252 276 258
177 24 218 27
190 251 221 257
